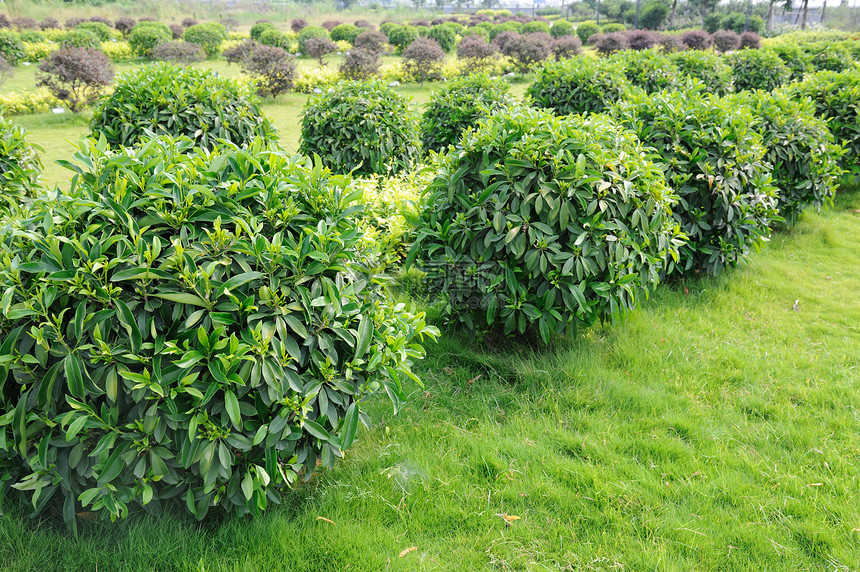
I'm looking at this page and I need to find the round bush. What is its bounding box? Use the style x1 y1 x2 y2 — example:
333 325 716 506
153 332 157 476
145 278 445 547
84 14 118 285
502 32 552 74
413 107 681 342
612 87 779 277
330 23 361 45
489 21 523 40
627 30 657 51
551 35 582 60
728 90 841 226
250 22 277 41
670 50 734 95
727 48 791 91
75 21 114 41
258 29 291 51
593 32 629 55
739 31 760 50
354 29 388 55
576 21 599 44
457 35 497 72
550 19 574 38
128 21 172 58
339 47 380 80
0 135 437 529
297 26 330 54
183 22 228 57
291 18 308 33
300 80 420 176
0 115 41 199
223 40 260 65
426 24 457 53
114 17 136 37
61 28 101 50
421 73 513 152
789 69 860 173
680 30 712 50
90 63 275 150
601 23 626 33
522 20 551 35
527 56 630 115
151 40 204 65
0 30 25 65
385 24 418 52
402 37 445 84
610 49 680 93
711 30 740 53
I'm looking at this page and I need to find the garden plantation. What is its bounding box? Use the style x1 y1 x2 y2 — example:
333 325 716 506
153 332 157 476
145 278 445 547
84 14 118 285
0 3 860 570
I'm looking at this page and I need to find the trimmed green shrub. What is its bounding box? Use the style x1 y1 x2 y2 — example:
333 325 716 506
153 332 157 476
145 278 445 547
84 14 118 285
527 56 630 115
728 90 841 226
421 73 513 152
258 29 292 51
385 24 418 52
300 81 419 176
576 21 599 44
128 21 172 58
61 29 101 50
411 107 682 342
425 24 456 53
330 23 361 45
250 21 277 41
0 30 26 65
297 26 330 54
612 86 779 277
804 41 855 73
600 23 626 34
76 21 113 41
727 47 791 92
183 22 228 57
90 63 275 150
550 19 574 38
610 49 680 94
670 50 734 95
789 69 860 173
522 20 551 35
765 44 810 82
489 21 523 41
0 115 41 199
0 135 437 531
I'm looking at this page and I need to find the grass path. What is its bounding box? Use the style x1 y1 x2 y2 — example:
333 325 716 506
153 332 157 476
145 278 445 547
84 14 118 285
1 188 858 571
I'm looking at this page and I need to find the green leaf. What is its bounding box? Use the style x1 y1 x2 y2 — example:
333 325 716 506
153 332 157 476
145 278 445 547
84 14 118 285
225 390 241 430
340 403 359 450
354 316 373 359
64 354 85 399
152 293 209 307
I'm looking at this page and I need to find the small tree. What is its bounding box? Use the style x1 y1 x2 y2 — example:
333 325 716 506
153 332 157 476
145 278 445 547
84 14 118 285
114 17 136 37
354 29 388 55
304 37 338 66
457 35 498 73
36 48 114 112
503 33 552 74
291 18 308 33
223 40 259 65
241 45 296 99
402 37 445 84
339 47 380 80
151 41 204 65
552 35 582 60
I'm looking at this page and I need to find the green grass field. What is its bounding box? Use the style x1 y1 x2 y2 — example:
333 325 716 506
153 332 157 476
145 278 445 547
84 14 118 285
3 49 860 572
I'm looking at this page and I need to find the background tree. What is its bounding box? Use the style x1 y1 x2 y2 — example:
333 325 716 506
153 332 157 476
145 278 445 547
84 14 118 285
36 48 114 112
304 37 337 66
240 45 296 99
402 37 445 84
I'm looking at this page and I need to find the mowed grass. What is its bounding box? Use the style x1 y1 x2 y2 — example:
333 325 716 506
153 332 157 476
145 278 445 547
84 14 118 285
1 181 858 570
